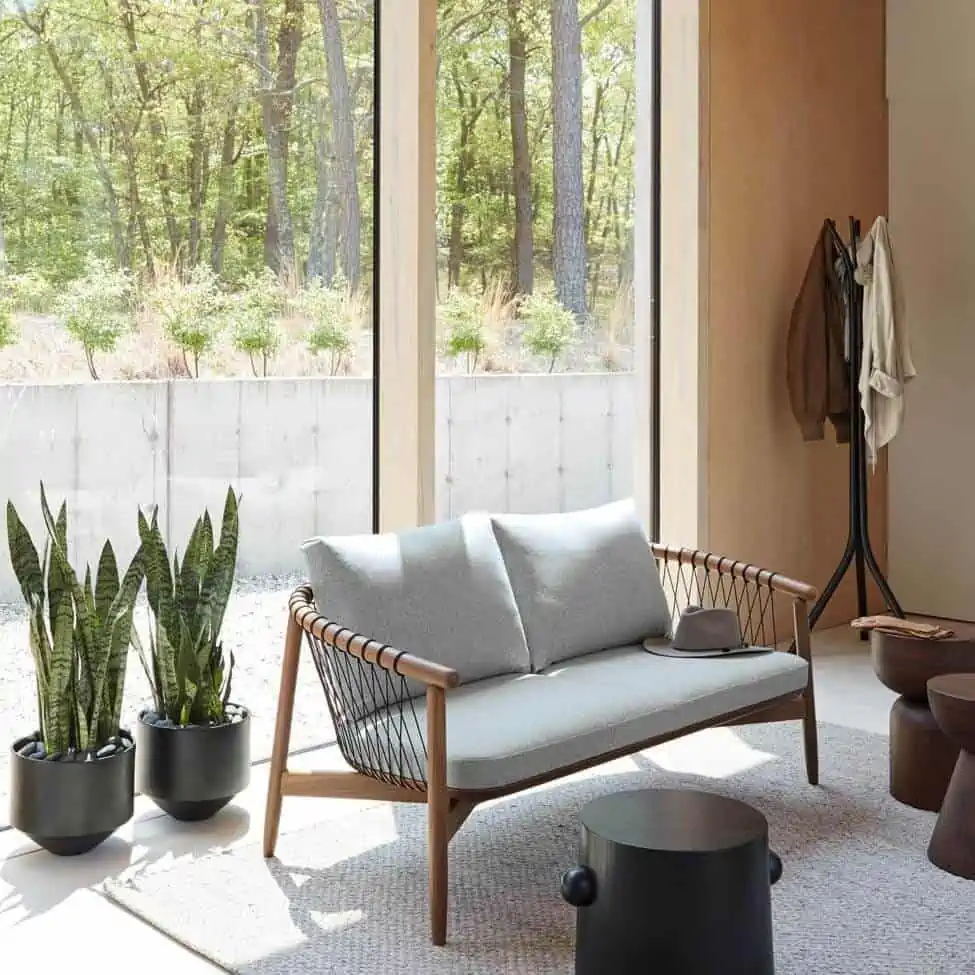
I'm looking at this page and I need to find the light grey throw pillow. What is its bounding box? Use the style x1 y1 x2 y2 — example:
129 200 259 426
301 513 530 716
490 500 671 671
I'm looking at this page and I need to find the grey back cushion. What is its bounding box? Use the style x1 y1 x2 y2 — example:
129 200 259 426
490 500 671 671
301 513 530 717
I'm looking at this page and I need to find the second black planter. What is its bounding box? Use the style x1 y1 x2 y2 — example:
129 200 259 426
136 705 251 821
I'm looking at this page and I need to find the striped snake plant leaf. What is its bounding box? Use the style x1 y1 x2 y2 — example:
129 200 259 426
46 588 75 754
178 515 208 618
6 500 68 752
95 549 143 740
202 488 239 641
155 620 180 722
102 608 134 741
6 500 44 608
138 507 175 623
95 540 120 625
129 624 163 716
221 649 235 709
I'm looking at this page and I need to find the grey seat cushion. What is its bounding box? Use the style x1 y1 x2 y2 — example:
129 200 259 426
301 513 530 716
358 646 809 791
490 500 671 671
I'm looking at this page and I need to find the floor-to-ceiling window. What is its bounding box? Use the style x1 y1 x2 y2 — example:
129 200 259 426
432 0 652 523
0 0 376 821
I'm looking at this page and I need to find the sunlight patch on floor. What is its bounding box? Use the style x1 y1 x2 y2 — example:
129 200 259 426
644 728 778 779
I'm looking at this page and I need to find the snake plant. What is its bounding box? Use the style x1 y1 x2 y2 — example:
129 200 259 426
133 487 239 726
6 485 144 755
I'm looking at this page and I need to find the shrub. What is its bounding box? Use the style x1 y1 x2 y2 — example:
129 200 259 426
299 275 363 375
0 297 15 349
441 288 486 374
55 256 133 380
520 290 577 372
147 265 223 378
227 271 283 377
2 270 54 313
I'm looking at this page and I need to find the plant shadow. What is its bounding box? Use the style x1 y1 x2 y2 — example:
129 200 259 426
0 802 251 924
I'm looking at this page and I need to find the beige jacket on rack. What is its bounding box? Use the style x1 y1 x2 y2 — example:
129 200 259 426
855 217 916 468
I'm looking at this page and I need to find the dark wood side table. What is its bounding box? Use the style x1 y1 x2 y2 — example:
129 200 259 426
927 674 975 880
561 788 776 975
871 623 975 811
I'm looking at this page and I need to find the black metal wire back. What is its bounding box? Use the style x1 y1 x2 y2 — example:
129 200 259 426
656 552 782 650
292 589 428 790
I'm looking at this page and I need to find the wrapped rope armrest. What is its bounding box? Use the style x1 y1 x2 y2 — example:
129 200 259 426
290 585 457 791
651 545 818 652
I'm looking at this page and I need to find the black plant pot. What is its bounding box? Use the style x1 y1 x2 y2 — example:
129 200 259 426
136 705 251 821
9 731 135 856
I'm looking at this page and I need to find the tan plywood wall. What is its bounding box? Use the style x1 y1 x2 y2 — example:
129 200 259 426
702 0 889 626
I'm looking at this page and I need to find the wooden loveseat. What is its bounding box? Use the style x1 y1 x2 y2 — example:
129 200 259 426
263 501 819 946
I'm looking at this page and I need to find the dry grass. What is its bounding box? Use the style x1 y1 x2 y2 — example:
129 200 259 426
0 276 635 382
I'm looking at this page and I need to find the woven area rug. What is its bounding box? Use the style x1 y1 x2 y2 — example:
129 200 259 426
104 723 975 974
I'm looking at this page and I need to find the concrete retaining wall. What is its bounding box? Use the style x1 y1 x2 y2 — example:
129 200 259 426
0 373 634 601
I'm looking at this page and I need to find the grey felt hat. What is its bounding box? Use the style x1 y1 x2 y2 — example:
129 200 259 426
644 605 767 658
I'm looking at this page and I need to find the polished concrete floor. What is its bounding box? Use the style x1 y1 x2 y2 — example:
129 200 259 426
0 627 896 973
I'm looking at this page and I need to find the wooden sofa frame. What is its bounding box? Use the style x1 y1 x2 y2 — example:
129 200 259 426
263 544 819 946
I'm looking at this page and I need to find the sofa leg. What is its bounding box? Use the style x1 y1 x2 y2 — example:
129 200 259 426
264 614 302 858
792 599 820 786
427 686 449 946
803 695 820 786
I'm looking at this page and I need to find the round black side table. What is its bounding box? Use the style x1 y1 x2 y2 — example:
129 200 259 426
562 788 777 975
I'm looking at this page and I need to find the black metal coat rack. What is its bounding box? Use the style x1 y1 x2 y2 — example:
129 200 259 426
808 217 904 632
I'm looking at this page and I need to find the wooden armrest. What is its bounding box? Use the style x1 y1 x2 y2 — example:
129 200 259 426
651 544 818 603
289 586 460 689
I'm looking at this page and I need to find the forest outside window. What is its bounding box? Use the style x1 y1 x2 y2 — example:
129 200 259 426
434 0 641 519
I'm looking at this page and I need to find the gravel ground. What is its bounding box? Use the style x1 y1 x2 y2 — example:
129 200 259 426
0 574 337 827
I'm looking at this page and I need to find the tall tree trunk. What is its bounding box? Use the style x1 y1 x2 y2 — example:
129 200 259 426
318 0 361 286
261 0 303 276
447 112 471 290
550 0 587 318
508 0 534 295
120 124 154 279
210 103 239 275
118 0 182 267
186 84 207 269
307 97 335 284
583 82 604 257
19 10 129 269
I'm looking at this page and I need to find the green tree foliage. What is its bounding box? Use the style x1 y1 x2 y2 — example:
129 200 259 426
147 265 223 378
0 1 632 303
0 296 15 349
300 275 362 375
521 289 576 372
54 256 132 379
228 270 284 377
441 287 486 374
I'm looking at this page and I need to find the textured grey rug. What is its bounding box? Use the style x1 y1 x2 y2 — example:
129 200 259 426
104 723 975 974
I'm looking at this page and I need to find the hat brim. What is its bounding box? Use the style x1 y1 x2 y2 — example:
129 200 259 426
643 637 772 658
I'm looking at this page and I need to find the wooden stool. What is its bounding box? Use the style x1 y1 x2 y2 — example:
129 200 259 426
871 625 975 811
927 674 975 880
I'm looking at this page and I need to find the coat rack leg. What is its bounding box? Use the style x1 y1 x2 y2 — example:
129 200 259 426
809 542 855 631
